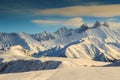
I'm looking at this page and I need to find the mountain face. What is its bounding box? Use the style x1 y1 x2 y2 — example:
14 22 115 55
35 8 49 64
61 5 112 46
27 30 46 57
93 21 102 28
33 22 120 62
0 33 46 55
31 31 56 42
0 21 120 62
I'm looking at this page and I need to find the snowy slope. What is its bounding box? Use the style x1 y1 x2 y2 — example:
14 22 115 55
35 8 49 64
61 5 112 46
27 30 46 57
0 56 120 80
39 27 87 48
0 54 61 74
1 66 120 80
0 33 46 55
39 21 120 49
31 31 56 42
34 21 120 62
65 36 120 61
0 21 120 62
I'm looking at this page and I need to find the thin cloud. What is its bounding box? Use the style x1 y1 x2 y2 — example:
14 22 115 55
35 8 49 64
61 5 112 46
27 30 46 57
2 4 120 18
32 17 84 27
63 17 83 27
32 20 61 25
35 5 120 17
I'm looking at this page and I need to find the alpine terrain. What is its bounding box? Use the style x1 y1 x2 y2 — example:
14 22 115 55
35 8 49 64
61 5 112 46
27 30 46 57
0 21 120 80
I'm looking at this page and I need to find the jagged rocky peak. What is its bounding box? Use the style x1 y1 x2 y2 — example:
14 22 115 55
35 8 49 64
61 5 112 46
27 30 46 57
54 27 73 36
41 31 55 39
76 23 88 33
41 31 51 35
54 27 68 34
80 23 88 30
31 31 55 42
103 21 109 27
93 21 102 28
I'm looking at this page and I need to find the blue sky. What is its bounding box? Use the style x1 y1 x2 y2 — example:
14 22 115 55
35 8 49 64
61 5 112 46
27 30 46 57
0 0 120 33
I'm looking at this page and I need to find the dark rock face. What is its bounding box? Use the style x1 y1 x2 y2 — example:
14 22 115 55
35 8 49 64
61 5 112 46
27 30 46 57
0 59 61 74
76 24 88 33
54 27 68 35
80 24 88 31
93 21 102 28
103 21 109 27
54 27 73 36
31 31 56 42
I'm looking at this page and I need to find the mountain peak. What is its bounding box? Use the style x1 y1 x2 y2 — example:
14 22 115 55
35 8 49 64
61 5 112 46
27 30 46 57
77 23 88 33
41 31 51 35
93 21 102 28
57 27 68 31
81 23 88 27
103 21 109 27
54 27 68 34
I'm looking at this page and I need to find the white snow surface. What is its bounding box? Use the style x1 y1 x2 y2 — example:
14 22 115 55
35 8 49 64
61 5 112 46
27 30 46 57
0 21 120 80
0 22 120 61
36 25 120 61
0 55 120 80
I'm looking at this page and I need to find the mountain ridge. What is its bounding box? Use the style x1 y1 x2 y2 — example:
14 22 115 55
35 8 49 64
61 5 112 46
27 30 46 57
0 21 120 62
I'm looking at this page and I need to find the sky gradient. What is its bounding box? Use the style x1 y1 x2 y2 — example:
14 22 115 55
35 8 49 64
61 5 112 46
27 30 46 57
0 0 120 33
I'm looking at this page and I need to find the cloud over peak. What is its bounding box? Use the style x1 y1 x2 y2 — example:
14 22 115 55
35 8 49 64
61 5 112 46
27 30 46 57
32 17 84 27
32 20 61 25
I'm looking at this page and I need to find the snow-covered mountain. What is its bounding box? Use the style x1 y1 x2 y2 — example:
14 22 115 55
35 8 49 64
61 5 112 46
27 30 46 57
33 21 120 62
0 21 120 62
0 33 46 55
31 31 56 42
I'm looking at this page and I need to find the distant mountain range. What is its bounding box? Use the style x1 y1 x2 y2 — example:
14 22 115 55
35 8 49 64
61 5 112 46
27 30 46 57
0 21 120 62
